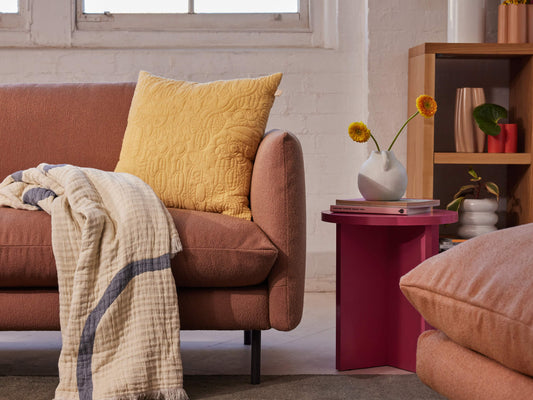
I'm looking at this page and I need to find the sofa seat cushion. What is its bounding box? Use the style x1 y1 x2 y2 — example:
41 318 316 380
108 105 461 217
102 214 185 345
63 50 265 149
168 208 278 287
0 208 56 287
0 207 278 288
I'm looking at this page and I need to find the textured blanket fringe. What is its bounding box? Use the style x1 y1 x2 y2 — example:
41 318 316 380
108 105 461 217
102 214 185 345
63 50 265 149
99 388 189 400
54 388 188 400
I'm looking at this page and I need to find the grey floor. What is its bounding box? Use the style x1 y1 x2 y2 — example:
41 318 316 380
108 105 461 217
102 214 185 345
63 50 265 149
0 292 409 376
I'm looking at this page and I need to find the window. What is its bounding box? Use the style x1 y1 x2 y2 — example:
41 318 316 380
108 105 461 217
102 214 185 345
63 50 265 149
77 0 307 32
83 0 298 14
0 0 26 30
0 0 18 13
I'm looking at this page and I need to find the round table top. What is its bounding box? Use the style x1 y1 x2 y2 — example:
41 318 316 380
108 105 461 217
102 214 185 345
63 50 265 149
321 209 458 226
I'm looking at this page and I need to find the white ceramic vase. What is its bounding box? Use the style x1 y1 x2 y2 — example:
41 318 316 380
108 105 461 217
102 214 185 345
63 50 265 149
457 198 498 239
448 0 486 43
357 150 407 201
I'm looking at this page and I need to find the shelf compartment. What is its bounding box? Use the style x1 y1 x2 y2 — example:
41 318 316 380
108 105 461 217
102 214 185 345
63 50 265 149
434 152 531 164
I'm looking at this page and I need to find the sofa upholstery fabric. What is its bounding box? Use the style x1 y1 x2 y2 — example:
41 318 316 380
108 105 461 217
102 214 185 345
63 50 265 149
417 330 533 400
0 83 135 180
169 208 278 287
0 207 277 288
0 208 56 287
400 223 533 377
251 130 306 331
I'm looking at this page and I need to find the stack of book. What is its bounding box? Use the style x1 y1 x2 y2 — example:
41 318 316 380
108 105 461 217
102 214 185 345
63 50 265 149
330 198 440 215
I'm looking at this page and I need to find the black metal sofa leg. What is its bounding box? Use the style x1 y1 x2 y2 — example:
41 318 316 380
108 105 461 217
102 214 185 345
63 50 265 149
250 330 261 384
244 329 252 345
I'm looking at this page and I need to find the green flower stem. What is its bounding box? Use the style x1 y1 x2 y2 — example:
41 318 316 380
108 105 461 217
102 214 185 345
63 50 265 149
387 110 419 151
370 134 381 151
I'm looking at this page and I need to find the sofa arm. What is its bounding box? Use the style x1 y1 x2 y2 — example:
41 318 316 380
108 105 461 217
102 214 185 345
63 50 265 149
250 129 306 331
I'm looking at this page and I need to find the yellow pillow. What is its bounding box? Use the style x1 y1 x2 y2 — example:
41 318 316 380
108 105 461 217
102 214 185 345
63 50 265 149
115 71 282 219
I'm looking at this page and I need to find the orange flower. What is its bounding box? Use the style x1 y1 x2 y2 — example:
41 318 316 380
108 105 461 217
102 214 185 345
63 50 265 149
348 94 437 152
348 122 371 143
416 95 437 118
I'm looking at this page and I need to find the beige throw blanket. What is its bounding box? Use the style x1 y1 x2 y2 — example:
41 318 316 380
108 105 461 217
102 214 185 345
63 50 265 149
0 164 188 400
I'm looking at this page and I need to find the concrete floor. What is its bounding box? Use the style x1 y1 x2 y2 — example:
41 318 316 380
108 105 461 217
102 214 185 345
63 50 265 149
0 292 410 377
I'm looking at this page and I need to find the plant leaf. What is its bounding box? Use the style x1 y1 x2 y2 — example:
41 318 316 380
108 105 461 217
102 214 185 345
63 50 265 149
453 184 476 199
446 197 464 211
473 103 508 136
485 181 500 200
467 167 479 180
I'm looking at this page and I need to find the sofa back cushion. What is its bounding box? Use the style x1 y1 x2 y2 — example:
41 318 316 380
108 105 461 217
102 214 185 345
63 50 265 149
0 82 135 180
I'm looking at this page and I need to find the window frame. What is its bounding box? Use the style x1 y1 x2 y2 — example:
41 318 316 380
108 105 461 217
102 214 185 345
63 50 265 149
76 0 310 33
0 0 28 31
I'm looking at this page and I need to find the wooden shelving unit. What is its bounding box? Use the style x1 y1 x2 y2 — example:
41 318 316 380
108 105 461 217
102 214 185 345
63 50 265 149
407 43 533 227
434 153 531 164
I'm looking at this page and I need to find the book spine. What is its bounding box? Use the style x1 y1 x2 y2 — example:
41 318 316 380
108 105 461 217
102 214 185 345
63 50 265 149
331 205 413 215
335 199 439 208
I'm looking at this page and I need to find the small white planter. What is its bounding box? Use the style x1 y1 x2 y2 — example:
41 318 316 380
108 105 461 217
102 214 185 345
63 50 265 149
457 198 498 239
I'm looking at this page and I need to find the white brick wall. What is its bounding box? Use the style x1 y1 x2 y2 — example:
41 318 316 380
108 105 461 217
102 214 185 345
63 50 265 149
367 0 447 164
0 0 458 292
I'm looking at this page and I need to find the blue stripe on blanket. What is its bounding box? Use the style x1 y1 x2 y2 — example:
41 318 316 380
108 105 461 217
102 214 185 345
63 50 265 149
76 253 172 400
11 170 23 182
22 188 57 209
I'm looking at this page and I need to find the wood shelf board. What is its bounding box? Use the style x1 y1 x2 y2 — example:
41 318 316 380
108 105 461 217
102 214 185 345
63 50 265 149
434 152 531 164
410 43 533 58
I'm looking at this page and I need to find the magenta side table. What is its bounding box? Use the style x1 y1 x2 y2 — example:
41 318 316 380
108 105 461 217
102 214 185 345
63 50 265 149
321 209 457 372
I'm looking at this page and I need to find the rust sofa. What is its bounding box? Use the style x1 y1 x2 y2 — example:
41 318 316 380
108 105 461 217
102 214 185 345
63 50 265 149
0 82 306 384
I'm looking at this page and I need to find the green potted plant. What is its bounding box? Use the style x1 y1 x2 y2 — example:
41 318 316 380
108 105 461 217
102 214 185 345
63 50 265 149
473 103 507 137
473 103 517 152
446 167 500 238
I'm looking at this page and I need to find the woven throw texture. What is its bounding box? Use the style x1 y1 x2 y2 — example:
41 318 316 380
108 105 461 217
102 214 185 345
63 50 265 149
0 164 188 400
115 71 282 220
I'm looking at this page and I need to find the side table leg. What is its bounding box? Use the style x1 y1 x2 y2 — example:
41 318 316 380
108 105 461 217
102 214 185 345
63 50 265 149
336 224 389 370
386 224 440 371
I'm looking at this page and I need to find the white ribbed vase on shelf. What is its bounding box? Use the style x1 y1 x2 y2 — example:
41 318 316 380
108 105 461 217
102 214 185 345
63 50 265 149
448 0 486 43
457 198 498 239
357 150 407 201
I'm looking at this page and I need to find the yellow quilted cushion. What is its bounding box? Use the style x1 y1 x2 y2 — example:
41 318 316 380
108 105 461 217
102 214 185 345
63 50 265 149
115 71 282 219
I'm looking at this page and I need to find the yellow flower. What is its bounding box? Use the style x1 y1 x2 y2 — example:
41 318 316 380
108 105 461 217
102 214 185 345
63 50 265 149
416 95 437 118
348 94 437 152
348 122 371 143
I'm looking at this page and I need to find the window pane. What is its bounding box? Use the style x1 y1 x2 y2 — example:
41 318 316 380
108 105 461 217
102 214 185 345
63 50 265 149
0 0 18 13
83 0 188 14
195 0 298 13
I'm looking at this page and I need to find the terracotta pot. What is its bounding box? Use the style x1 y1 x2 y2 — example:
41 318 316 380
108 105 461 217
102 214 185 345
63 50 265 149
357 150 407 201
504 123 517 153
508 4 527 44
528 5 533 43
487 127 505 153
498 4 508 43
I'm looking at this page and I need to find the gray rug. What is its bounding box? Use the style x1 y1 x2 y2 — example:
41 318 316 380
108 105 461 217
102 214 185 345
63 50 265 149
0 375 446 400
